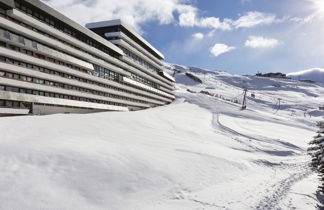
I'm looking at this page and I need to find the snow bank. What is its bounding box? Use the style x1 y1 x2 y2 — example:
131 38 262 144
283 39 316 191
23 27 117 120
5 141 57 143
0 64 323 209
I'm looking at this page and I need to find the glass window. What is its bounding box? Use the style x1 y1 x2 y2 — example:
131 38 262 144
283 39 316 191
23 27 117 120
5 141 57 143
20 75 27 81
5 100 13 107
26 77 32 82
26 64 33 69
27 8 32 15
12 101 20 108
33 78 39 83
5 72 13 78
13 74 19 79
0 85 4 91
26 50 33 56
31 42 37 49
6 87 19 92
3 31 10 40
0 8 6 17
18 37 25 45
12 87 19 92
0 71 4 77
0 100 5 107
0 41 5 47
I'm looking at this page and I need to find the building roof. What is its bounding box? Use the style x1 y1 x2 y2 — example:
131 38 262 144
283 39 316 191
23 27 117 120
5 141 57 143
86 19 165 60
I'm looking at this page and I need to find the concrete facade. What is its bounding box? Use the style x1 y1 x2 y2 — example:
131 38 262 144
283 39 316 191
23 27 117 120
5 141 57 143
0 0 174 116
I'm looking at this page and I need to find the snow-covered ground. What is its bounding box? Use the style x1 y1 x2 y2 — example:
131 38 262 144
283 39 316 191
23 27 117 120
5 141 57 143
0 64 323 210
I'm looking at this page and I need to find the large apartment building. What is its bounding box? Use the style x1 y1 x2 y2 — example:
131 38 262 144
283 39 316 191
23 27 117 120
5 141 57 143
0 0 175 116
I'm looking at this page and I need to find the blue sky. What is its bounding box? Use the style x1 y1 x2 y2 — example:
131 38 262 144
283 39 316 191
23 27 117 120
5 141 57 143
43 0 324 75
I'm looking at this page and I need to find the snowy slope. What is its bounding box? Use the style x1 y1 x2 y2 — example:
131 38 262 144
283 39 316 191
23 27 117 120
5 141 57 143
0 64 323 210
287 68 324 83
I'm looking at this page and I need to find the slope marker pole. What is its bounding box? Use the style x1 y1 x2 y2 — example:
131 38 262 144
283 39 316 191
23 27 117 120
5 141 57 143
241 89 248 110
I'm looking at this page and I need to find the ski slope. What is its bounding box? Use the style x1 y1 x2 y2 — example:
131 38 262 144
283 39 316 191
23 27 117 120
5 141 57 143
0 64 323 209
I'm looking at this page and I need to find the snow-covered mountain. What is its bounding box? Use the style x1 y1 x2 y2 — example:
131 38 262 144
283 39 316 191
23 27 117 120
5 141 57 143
287 68 324 83
0 64 323 210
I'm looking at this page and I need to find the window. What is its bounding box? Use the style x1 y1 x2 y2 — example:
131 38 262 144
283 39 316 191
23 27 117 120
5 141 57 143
18 37 25 45
0 100 4 107
36 53 45 59
0 8 6 17
6 86 19 92
0 41 5 47
5 72 13 78
27 8 32 15
7 58 14 64
26 50 33 56
12 101 20 108
20 75 27 81
5 101 13 107
0 85 4 91
13 74 19 80
31 42 37 49
0 71 4 77
3 31 10 40
9 45 20 52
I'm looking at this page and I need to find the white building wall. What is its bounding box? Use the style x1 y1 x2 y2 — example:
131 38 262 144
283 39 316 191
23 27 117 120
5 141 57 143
0 3 174 115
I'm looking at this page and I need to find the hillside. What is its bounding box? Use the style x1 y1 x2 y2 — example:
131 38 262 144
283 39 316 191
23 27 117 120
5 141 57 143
287 68 324 84
0 64 323 210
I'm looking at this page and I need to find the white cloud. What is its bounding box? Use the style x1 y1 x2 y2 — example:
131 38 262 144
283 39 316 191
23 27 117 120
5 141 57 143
234 12 276 28
193 33 204 40
210 43 235 57
245 36 279 48
178 6 232 30
41 0 293 34
41 0 191 33
177 8 277 31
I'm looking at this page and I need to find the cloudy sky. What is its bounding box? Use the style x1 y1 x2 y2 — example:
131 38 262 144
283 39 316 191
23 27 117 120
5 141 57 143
41 0 324 74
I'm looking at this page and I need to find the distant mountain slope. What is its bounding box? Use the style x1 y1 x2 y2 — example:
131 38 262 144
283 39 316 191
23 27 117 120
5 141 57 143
287 68 324 83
